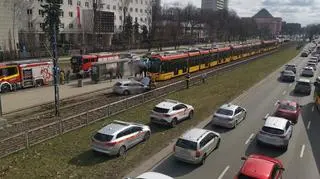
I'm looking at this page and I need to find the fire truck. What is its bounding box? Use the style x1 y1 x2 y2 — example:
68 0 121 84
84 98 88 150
70 53 120 74
0 61 53 93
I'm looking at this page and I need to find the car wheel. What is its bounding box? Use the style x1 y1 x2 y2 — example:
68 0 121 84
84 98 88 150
143 132 150 141
243 112 247 120
188 110 194 119
233 120 238 128
283 145 288 151
123 90 130 95
215 138 221 149
118 146 126 157
200 154 207 165
171 118 178 128
1 84 11 93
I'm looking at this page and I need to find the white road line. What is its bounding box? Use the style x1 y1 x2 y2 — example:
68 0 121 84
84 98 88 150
245 133 255 145
289 83 293 87
300 145 305 158
282 90 286 95
307 121 311 130
218 165 230 179
264 113 269 119
312 106 314 112
274 101 278 106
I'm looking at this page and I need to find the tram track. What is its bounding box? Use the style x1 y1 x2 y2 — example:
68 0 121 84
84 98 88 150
0 47 284 139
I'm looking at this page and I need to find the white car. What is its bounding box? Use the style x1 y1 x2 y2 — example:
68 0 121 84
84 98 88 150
125 172 173 179
150 99 194 127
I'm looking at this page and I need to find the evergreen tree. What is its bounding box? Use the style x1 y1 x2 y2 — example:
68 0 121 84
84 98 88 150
141 25 149 42
41 0 62 42
123 15 133 44
133 19 140 43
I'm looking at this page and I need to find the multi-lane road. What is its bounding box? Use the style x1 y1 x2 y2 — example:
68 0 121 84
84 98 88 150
149 47 320 179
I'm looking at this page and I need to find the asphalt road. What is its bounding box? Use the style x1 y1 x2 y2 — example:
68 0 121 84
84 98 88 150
150 45 320 179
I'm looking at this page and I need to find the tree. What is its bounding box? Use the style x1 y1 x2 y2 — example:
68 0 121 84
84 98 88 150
141 25 149 42
41 0 62 42
123 15 133 47
133 19 140 44
118 0 131 29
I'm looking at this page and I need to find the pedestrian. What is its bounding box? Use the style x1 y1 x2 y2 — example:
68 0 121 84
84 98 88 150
66 70 70 84
201 73 207 84
185 73 191 89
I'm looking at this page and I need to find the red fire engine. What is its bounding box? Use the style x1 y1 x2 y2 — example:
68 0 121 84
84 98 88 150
70 53 120 74
0 61 53 93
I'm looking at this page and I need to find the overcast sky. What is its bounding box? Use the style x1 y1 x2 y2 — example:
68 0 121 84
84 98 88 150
162 0 319 26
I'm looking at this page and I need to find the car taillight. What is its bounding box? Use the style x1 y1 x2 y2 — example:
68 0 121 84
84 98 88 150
105 141 117 146
279 135 286 138
195 150 201 157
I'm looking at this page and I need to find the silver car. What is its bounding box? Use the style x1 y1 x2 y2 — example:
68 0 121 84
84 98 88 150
257 116 293 150
174 128 221 165
211 103 247 128
113 79 150 95
307 62 317 71
91 120 151 156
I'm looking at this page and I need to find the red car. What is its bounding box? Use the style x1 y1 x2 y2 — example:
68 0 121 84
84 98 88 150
235 154 285 179
274 100 301 123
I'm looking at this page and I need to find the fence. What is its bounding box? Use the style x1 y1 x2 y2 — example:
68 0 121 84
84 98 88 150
0 42 294 158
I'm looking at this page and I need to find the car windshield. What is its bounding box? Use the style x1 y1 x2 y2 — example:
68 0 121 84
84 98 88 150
238 174 258 179
153 107 169 113
93 133 113 142
216 108 234 116
282 71 293 75
297 82 310 87
279 103 296 111
285 66 295 70
262 126 284 135
176 138 197 150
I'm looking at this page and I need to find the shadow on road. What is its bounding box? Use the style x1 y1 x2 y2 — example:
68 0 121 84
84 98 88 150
152 155 199 178
245 137 286 158
300 102 320 174
68 150 119 166
276 77 295 84
203 124 233 134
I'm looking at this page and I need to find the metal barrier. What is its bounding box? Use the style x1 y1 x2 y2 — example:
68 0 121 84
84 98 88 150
0 43 294 158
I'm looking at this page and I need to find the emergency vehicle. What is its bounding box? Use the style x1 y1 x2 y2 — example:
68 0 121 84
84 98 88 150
0 61 53 93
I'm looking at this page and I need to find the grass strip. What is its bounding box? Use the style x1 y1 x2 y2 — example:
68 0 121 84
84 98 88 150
0 45 299 179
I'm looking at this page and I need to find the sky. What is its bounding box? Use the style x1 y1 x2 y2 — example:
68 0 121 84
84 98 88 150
162 0 320 26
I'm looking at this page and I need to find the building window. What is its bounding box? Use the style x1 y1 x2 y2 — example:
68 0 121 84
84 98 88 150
69 12 73 17
140 9 142 13
145 17 147 22
40 23 44 29
145 0 147 5
135 0 138 3
114 15 116 20
107 4 110 9
130 0 133 3
27 9 32 15
113 5 116 10
135 17 138 22
140 17 143 22
119 16 122 20
100 4 104 9
28 22 33 28
130 7 133 12
119 25 122 30
77 1 81 6
119 6 122 11
85 2 89 7
69 23 74 29
135 8 138 12
38 0 43 2
60 23 64 28
60 11 64 17
141 0 143 4
145 9 147 13
68 0 72 5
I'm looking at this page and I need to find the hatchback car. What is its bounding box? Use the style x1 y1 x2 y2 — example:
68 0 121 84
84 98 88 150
294 78 312 95
280 70 295 82
235 154 285 179
257 116 293 150
284 64 297 74
174 128 221 165
301 67 314 77
91 120 151 156
113 80 150 95
307 62 317 71
125 172 173 179
150 99 194 127
274 100 301 123
211 103 247 128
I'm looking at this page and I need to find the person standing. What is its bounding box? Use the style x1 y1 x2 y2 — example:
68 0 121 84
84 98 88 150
185 73 191 89
66 70 71 84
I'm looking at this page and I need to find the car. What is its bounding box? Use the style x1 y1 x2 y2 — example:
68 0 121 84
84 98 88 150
307 62 317 71
294 78 312 95
301 51 308 57
301 67 314 77
112 79 150 95
317 76 320 83
284 64 297 74
211 103 247 128
309 57 319 64
174 128 221 165
91 120 151 156
274 100 301 123
150 99 194 127
257 116 293 150
280 70 295 82
125 172 174 179
235 154 285 179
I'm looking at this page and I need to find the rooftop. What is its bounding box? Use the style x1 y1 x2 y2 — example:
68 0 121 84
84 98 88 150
253 8 273 18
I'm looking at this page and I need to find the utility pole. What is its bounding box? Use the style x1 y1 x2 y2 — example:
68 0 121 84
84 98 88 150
52 23 60 117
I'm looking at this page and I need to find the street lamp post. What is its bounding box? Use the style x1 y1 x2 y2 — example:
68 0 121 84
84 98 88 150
52 23 60 117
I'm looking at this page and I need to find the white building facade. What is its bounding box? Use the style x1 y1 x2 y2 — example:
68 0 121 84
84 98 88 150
201 0 228 11
17 0 152 55
0 0 18 52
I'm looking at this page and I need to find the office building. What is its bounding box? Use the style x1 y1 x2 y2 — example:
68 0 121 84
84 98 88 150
201 0 228 11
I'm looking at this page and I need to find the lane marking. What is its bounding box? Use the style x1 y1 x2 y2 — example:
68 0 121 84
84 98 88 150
312 106 314 112
245 133 255 145
289 83 293 87
264 113 269 119
218 165 230 179
300 144 305 158
282 90 286 95
274 101 279 106
307 121 311 130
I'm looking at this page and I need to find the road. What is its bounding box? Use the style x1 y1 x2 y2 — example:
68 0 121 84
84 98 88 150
150 46 320 179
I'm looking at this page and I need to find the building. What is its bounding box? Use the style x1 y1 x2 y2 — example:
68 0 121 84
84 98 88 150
201 0 228 11
252 8 282 36
18 0 152 55
0 0 18 52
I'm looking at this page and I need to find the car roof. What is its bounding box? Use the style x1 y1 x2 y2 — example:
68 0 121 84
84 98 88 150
307 62 316 65
136 172 173 179
97 121 133 135
264 116 288 130
179 128 216 142
279 100 297 106
240 155 276 178
285 64 296 67
155 99 181 109
219 103 239 111
297 78 311 83
282 70 294 74
304 66 313 70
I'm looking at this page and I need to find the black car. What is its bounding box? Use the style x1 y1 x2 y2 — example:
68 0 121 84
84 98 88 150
301 52 308 57
280 70 295 82
294 78 312 95
284 65 297 74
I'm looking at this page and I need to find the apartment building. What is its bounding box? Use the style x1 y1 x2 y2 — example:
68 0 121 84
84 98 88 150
201 0 228 11
0 0 18 52
18 0 152 54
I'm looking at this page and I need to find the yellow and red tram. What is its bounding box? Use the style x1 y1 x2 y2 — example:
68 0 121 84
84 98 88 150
148 40 279 81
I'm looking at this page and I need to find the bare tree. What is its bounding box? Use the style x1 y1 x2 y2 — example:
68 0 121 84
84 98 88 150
118 0 131 30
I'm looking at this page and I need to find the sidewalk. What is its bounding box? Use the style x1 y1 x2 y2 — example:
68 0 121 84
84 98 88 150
1 78 122 114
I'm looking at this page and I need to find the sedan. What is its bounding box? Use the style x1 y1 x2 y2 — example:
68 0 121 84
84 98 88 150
211 103 247 128
301 67 314 77
113 79 150 95
280 70 295 82
274 100 301 123
307 62 317 71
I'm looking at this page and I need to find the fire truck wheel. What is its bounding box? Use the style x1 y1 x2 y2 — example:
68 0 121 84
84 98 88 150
1 84 11 93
